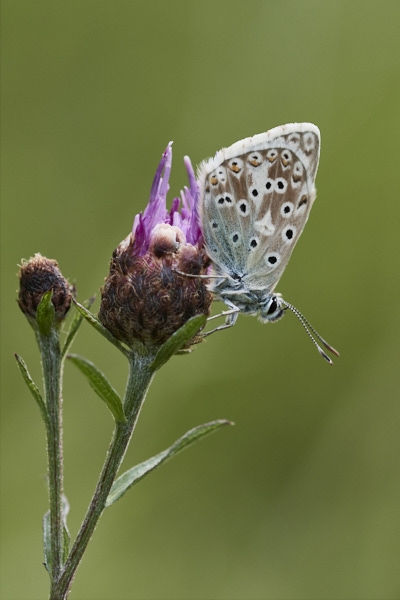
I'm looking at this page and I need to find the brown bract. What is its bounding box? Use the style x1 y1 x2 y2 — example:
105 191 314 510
18 254 72 322
98 229 212 349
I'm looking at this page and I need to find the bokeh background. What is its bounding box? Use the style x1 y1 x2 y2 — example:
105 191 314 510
2 2 400 599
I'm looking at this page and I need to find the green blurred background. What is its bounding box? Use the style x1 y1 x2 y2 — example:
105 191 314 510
2 1 400 599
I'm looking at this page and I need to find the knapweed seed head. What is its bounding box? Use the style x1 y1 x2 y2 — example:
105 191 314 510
99 144 212 349
18 254 73 324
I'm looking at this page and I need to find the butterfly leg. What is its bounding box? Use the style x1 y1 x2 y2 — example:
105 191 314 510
173 269 210 279
202 309 239 337
173 268 227 281
207 309 239 322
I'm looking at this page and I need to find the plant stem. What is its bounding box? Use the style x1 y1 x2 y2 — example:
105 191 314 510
39 330 64 588
52 352 155 600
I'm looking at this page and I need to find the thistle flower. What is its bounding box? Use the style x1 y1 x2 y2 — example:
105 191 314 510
99 143 212 349
18 253 72 325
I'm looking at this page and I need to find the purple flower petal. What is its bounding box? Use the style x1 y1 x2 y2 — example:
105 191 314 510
158 142 173 202
184 155 198 210
131 144 202 256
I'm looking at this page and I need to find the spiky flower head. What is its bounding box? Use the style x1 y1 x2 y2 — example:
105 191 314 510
99 143 212 349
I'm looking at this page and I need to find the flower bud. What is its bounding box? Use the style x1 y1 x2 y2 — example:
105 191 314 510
18 254 72 324
99 144 212 349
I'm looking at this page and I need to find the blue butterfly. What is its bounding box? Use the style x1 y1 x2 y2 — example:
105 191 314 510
197 123 338 364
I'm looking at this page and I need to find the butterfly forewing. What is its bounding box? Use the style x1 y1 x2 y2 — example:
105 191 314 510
198 123 320 292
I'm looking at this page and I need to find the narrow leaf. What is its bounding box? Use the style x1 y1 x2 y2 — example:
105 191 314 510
106 419 233 507
43 511 51 573
15 353 48 424
36 289 55 336
151 314 207 370
68 354 126 422
62 494 70 565
72 299 129 356
61 296 95 359
43 499 70 571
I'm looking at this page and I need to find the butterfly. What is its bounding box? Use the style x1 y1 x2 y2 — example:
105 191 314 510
197 123 339 364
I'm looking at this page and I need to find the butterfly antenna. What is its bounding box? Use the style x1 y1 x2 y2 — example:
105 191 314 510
281 300 339 365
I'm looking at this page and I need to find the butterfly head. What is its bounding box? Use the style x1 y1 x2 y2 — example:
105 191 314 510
258 293 285 323
212 279 285 323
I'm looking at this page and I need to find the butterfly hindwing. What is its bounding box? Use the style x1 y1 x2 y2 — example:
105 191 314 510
198 123 320 292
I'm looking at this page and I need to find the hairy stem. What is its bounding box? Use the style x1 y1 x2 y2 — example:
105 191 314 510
51 353 155 600
39 330 64 588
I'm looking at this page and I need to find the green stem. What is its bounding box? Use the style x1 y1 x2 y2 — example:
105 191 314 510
39 330 64 588
52 352 155 600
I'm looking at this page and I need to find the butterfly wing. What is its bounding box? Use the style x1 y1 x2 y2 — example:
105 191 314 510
198 123 320 292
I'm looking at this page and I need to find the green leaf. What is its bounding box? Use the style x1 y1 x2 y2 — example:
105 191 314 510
61 296 95 359
43 495 70 571
36 289 55 336
151 314 207 370
68 354 126 423
106 419 233 507
15 353 48 424
72 299 129 356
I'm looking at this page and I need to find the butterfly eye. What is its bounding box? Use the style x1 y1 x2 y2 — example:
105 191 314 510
267 297 278 314
259 295 285 323
232 232 240 244
267 149 278 163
